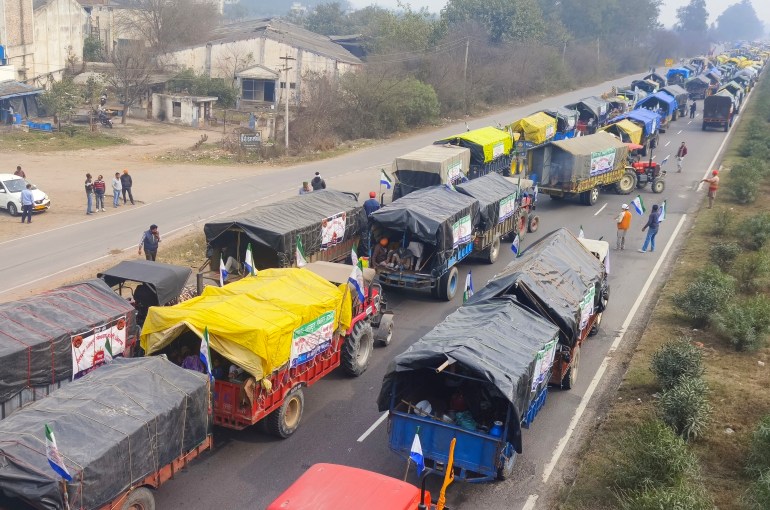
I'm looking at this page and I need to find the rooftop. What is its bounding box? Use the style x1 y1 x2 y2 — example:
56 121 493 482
0 80 43 100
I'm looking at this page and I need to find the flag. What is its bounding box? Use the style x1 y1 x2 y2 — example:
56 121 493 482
45 424 72 481
578 225 585 239
511 234 521 256
103 337 113 362
380 169 393 189
348 249 366 303
200 327 213 380
244 243 257 276
658 200 667 222
219 255 228 287
444 182 456 191
463 271 474 303
604 251 611 274
296 235 307 267
631 195 646 216
660 155 670 165
410 432 425 476
533 184 538 202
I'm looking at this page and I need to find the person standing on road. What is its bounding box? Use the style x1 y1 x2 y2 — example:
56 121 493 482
112 172 122 208
20 184 33 224
701 170 719 209
85 173 94 215
616 204 632 250
298 181 312 195
14 165 25 178
639 204 660 253
676 142 688 173
363 191 380 217
689 100 697 119
138 224 161 261
93 175 106 211
311 172 326 190
121 169 135 205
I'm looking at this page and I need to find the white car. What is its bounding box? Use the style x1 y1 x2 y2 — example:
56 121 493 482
0 173 51 216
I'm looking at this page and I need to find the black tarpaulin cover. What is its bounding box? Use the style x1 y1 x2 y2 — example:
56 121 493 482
376 297 559 451
467 228 604 346
0 357 209 510
369 185 480 251
0 279 138 405
455 173 519 230
98 260 192 306
203 190 366 259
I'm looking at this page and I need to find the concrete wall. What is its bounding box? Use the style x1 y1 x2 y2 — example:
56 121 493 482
151 93 213 127
32 0 87 82
1 0 35 81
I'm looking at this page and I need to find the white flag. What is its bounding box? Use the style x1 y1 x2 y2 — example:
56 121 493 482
296 236 307 267
219 256 228 287
244 243 257 276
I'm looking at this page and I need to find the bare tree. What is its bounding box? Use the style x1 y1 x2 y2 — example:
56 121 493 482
117 0 219 55
214 46 255 86
108 47 153 124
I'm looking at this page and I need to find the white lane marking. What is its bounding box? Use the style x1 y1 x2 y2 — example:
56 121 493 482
688 120 693 124
525 214 687 502
0 254 113 295
358 412 388 442
652 155 656 160
664 141 671 147
594 203 607 216
522 495 538 510
677 130 683 134
696 130 733 192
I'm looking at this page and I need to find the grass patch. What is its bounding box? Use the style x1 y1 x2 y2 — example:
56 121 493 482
0 126 128 152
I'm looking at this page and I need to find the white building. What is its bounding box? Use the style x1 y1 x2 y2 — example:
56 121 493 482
151 92 217 127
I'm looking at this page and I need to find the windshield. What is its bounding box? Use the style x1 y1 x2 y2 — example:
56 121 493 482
3 179 27 193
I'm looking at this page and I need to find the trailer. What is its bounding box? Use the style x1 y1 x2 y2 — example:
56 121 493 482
634 91 678 131
391 144 471 200
436 127 514 179
660 85 689 118
686 75 712 100
564 97 610 134
702 91 735 132
611 108 661 156
541 107 579 140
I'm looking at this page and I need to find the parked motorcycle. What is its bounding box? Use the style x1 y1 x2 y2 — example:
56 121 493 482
98 110 113 129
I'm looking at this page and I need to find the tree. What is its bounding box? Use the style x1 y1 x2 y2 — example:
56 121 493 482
116 0 219 55
168 69 238 107
108 47 153 124
675 0 708 33
83 36 105 62
442 0 546 44
715 0 764 42
303 2 352 36
81 74 105 131
214 46 255 87
39 77 81 131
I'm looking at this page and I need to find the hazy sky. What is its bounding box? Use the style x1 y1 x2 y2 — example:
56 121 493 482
346 0 770 28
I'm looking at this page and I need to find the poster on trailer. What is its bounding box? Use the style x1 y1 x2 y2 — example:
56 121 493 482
321 212 346 250
71 316 128 379
290 311 336 368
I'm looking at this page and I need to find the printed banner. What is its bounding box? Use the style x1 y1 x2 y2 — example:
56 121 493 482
71 316 128 378
492 142 505 159
321 211 346 250
590 148 616 176
545 124 556 139
499 193 517 223
452 215 472 248
532 339 558 391
291 311 336 367
579 287 596 331
447 160 463 184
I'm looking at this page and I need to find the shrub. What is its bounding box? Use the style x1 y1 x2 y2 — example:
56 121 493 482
741 212 770 250
738 139 770 162
729 162 762 204
649 337 704 390
747 415 770 477
709 241 741 271
716 296 770 351
710 208 733 237
672 265 736 327
612 420 700 491
732 251 770 293
616 483 713 510
658 377 712 441
744 470 770 510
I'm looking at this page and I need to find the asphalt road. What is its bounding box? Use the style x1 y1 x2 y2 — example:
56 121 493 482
1 68 744 509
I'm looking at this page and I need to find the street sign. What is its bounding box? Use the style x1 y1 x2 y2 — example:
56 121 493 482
664 58 674 67
240 132 262 150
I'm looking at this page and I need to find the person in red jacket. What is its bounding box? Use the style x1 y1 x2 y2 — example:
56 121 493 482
93 174 107 211
676 142 688 173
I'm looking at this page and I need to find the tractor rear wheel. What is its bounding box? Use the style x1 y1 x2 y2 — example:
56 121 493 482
342 321 374 376
614 169 637 195
266 387 304 438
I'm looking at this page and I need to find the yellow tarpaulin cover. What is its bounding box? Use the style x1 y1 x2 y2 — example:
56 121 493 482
140 268 352 382
508 112 557 145
440 126 513 163
601 119 642 145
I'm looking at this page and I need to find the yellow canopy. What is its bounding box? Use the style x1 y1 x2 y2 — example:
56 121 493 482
140 268 352 382
508 112 557 145
601 119 642 145
439 126 513 163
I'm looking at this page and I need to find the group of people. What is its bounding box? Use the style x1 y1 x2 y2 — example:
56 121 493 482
298 172 327 194
85 170 134 214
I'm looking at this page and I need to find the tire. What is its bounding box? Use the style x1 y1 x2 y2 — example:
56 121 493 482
672 110 678 121
518 212 528 240
496 445 518 480
121 487 155 510
342 321 374 376
724 124 728 132
652 179 665 193
438 266 459 301
374 313 394 346
266 387 304 438
486 235 501 264
581 188 599 206
589 313 602 337
7 203 18 216
527 214 539 233
614 170 637 195
562 345 580 390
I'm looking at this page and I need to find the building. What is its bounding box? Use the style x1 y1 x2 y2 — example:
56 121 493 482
0 80 43 124
151 92 217 128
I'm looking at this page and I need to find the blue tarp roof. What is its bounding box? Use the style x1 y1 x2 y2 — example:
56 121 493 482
614 109 660 136
635 91 678 113
666 68 691 78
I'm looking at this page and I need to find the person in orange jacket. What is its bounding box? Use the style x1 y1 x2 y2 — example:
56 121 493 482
701 170 719 209
616 203 632 250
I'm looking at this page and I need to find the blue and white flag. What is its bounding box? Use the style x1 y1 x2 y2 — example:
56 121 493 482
658 200 667 222
244 243 257 276
533 184 539 202
511 234 521 256
631 195 646 216
578 225 585 239
219 256 228 287
660 155 670 165
45 424 72 482
380 169 393 189
348 249 366 303
410 432 425 476
200 327 213 381
463 271 474 303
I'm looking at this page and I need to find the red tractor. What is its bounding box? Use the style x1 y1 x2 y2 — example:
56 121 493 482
631 161 666 193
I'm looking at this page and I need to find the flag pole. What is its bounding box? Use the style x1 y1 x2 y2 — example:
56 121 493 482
61 480 71 510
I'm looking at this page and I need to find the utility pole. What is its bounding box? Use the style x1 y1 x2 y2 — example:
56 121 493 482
562 40 567 65
463 38 469 113
279 54 296 152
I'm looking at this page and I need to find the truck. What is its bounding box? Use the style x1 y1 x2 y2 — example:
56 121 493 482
702 91 735 132
436 126 514 179
378 229 609 483
369 185 480 301
686 75 712 100
392 144 471 200
141 267 375 436
660 85 689 118
634 91 678 131
665 67 692 86
0 357 212 510
719 80 745 114
643 72 667 88
611 108 661 156
0 279 138 421
564 97 610 134
528 131 636 206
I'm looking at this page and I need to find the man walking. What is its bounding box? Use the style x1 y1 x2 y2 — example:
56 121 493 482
615 203 631 250
701 170 719 209
121 169 135 205
676 142 688 173
689 100 697 119
363 191 380 217
93 175 106 211
311 172 326 190
112 172 122 208
138 224 161 261
85 173 94 215
14 165 25 178
20 183 33 224
639 204 660 253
